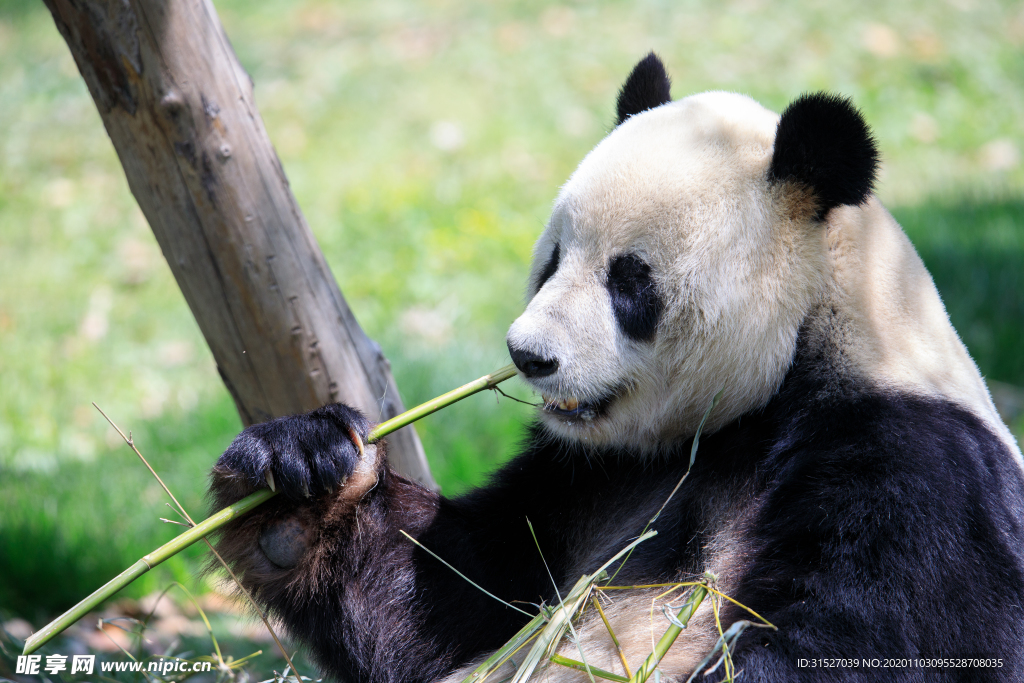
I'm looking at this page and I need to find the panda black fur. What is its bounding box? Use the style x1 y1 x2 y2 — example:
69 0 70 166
209 54 1024 682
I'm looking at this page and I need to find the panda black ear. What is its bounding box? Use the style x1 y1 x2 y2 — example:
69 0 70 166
768 93 879 220
615 52 672 125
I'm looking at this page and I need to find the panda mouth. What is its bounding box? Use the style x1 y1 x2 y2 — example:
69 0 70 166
541 394 614 421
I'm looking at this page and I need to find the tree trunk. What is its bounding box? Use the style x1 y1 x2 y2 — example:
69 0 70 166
41 0 435 488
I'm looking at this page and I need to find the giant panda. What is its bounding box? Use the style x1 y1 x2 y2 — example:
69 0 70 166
209 53 1024 682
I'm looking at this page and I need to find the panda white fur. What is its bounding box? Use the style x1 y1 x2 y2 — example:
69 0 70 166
209 54 1024 682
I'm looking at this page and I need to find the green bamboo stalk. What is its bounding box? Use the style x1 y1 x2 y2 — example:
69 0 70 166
23 363 517 656
367 364 517 442
627 585 708 683
22 489 275 655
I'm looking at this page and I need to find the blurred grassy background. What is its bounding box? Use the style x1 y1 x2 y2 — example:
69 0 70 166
0 0 1021 660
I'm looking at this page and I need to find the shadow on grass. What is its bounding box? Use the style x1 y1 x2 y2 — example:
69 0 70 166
0 0 42 19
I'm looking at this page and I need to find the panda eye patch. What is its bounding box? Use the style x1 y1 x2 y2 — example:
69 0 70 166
607 253 662 342
535 243 560 291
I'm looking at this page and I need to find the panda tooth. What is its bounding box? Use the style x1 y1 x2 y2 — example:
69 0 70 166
542 395 582 412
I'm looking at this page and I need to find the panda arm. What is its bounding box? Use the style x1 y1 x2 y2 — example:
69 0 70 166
208 407 577 683
719 394 1024 682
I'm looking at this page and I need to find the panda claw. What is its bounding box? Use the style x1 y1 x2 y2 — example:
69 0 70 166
348 426 365 458
265 469 276 492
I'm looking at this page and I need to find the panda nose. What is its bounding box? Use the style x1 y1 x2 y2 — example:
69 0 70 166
508 344 559 378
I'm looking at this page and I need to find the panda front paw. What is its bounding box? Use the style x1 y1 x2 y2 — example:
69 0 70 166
215 403 375 501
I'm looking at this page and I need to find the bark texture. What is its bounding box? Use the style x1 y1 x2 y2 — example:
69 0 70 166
42 0 434 488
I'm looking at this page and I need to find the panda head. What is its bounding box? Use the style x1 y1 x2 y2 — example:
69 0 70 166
507 53 879 451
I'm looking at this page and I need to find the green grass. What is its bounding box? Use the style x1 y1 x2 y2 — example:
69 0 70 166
0 0 1022 676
